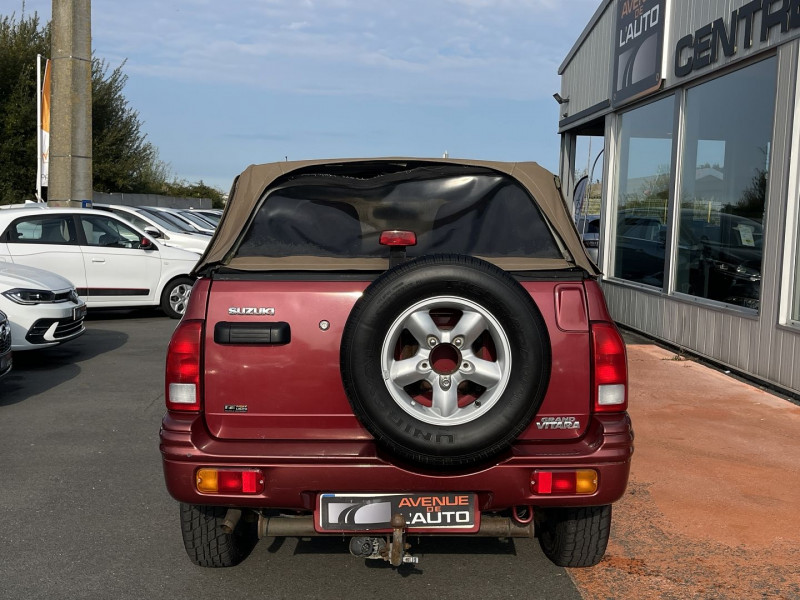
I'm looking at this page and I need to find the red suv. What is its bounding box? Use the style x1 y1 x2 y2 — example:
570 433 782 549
160 159 632 569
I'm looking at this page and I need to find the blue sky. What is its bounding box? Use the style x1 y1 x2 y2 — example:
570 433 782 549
16 0 600 191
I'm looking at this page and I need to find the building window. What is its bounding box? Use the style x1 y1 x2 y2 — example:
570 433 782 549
612 96 675 287
674 57 777 311
794 206 800 322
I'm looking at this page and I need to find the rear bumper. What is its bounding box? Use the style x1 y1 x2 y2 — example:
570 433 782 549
160 412 633 511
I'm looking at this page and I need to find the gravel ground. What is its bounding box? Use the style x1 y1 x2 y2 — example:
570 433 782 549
569 341 800 600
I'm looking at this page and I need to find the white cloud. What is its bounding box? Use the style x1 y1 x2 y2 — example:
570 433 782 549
18 0 598 102
13 0 601 184
48 0 592 103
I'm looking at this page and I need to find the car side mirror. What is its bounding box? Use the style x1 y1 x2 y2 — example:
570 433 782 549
139 237 156 250
144 226 163 238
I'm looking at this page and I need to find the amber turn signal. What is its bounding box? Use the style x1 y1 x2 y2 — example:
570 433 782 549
531 469 598 495
196 468 265 494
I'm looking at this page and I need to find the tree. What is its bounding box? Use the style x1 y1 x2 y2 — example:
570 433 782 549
91 58 167 194
0 10 49 204
161 179 226 208
0 7 222 205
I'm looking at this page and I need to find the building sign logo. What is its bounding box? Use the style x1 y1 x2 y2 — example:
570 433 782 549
674 2 800 78
612 0 668 108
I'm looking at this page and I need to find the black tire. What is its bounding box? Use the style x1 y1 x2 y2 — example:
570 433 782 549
340 254 551 467
160 276 194 319
537 505 612 567
179 504 258 568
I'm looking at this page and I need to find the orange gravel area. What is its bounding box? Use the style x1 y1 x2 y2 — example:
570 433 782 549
570 341 800 600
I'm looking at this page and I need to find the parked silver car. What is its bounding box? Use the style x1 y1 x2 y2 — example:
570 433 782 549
0 262 85 351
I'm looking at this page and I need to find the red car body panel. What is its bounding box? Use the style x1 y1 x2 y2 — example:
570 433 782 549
160 276 633 513
202 279 592 442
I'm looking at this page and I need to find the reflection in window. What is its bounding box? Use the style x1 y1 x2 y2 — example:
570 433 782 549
9 216 76 244
794 208 800 321
613 96 674 287
81 215 141 248
675 58 776 310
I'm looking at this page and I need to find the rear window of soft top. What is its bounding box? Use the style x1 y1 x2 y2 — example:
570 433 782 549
234 165 562 260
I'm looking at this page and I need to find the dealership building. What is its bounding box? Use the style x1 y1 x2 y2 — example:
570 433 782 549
558 0 800 395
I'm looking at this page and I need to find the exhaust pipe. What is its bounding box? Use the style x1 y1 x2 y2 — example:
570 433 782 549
221 509 241 534
256 514 533 539
258 514 317 539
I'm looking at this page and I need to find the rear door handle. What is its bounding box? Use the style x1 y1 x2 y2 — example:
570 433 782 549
214 322 291 345
92 258 106 263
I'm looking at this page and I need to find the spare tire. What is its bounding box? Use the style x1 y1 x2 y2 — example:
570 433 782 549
340 254 551 467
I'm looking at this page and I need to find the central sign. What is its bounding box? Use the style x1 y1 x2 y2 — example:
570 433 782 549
612 0 668 107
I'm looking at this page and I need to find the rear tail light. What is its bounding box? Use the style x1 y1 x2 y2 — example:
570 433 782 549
591 322 628 412
165 319 203 412
531 470 598 495
196 469 265 494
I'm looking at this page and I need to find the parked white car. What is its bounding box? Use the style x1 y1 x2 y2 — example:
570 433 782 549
189 208 221 226
92 204 210 254
0 262 86 350
0 208 199 318
143 206 215 235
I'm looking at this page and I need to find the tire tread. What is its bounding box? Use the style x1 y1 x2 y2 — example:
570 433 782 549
179 503 255 568
538 505 611 568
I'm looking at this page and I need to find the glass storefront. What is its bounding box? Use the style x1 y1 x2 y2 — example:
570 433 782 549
794 212 800 322
674 58 777 310
612 96 674 287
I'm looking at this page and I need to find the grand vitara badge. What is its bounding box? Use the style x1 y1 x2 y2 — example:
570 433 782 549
536 416 581 430
228 307 275 316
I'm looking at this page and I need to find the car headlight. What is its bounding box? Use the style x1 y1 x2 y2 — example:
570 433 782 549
3 288 57 305
69 289 81 303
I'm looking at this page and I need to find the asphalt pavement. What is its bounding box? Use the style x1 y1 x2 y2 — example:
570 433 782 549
0 310 582 600
3 311 796 599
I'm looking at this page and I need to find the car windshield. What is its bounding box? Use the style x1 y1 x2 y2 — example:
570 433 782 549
235 165 562 260
195 211 220 225
137 208 195 233
178 211 215 229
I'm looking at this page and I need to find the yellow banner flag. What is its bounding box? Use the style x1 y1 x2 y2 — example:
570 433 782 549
41 58 51 187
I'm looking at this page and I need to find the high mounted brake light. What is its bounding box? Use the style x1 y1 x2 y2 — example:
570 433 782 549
591 322 628 412
379 230 417 247
165 319 203 412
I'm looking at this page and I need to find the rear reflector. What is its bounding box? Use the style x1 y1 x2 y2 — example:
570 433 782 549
196 469 265 495
379 230 417 247
591 322 628 412
165 319 203 412
531 470 598 495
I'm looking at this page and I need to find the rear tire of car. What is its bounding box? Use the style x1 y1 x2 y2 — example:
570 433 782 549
341 254 551 467
161 276 194 319
537 505 612 567
179 504 258 568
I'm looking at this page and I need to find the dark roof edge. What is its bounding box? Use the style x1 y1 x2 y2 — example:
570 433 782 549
558 0 614 75
558 99 611 132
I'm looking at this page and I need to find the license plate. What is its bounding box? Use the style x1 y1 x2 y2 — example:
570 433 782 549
317 492 478 533
73 304 87 320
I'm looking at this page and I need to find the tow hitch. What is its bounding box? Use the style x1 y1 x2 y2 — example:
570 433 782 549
348 513 418 566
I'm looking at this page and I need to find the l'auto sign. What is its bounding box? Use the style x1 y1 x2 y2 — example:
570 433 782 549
612 0 668 108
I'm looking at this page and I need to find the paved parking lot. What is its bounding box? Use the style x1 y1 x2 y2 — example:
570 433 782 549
6 311 796 599
0 310 582 600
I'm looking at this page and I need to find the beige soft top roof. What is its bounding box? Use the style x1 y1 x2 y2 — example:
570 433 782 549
193 158 600 276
